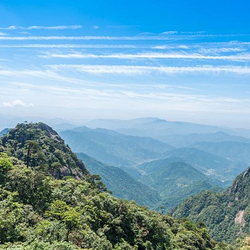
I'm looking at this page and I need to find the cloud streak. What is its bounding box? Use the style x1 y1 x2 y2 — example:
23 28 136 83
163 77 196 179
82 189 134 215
42 52 250 61
49 64 250 75
0 44 139 49
0 25 83 30
0 33 247 41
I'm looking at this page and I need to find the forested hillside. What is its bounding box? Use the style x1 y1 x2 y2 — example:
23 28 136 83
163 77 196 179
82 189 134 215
162 148 246 183
0 122 230 249
171 166 250 243
137 159 221 211
77 152 161 208
0 123 90 179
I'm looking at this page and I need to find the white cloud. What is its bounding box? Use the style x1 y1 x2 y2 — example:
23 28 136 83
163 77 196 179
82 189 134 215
41 52 250 61
1 65 250 81
0 44 139 49
3 25 17 30
2 99 34 107
152 45 189 49
0 35 174 41
0 25 82 30
49 64 250 75
161 31 178 35
197 47 245 54
0 33 244 41
26 25 82 30
93 25 99 30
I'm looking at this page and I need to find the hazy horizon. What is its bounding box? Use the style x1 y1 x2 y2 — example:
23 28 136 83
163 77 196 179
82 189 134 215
2 113 250 132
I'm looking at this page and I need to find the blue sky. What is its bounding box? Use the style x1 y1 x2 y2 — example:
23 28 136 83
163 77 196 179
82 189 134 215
1 0 250 127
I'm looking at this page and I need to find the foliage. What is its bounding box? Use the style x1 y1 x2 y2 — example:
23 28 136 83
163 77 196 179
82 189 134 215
137 159 220 212
0 122 89 179
77 152 161 208
0 123 229 249
171 166 250 244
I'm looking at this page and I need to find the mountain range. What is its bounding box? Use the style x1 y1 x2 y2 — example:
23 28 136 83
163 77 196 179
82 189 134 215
0 122 229 249
85 117 250 139
60 126 173 168
157 131 250 148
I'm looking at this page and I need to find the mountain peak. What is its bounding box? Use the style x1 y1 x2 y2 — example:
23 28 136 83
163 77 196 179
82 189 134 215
228 165 250 199
0 122 90 179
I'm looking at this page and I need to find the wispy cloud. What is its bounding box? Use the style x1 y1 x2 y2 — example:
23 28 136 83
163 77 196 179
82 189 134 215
2 99 34 107
0 68 109 87
0 25 83 30
197 47 245 54
5 82 250 114
0 33 246 41
49 64 250 75
41 52 250 61
0 35 180 41
0 44 139 49
161 31 178 35
152 45 189 50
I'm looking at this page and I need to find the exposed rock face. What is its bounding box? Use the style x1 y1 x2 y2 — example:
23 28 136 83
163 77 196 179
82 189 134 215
235 210 246 227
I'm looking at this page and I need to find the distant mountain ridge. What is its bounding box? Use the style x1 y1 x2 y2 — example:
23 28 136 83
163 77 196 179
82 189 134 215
191 141 250 165
157 131 250 148
60 126 173 167
85 117 250 139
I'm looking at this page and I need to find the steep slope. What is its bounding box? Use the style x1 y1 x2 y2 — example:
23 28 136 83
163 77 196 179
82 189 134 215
163 148 246 183
192 141 250 165
0 122 90 179
0 123 229 249
77 152 161 208
137 159 221 211
171 166 250 243
60 126 173 167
